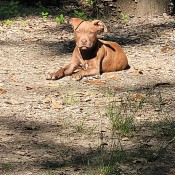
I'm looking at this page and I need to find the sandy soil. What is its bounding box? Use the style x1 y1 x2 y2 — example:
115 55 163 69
0 15 175 175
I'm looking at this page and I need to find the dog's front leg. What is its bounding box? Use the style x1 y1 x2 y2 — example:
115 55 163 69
71 67 100 80
47 63 78 80
71 55 103 80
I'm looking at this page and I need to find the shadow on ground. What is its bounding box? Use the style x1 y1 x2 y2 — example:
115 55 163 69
39 19 175 55
1 86 175 174
1 19 174 56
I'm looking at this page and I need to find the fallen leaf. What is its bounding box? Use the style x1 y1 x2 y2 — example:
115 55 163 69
0 88 7 94
9 77 19 82
148 66 161 70
25 85 40 90
95 99 105 105
47 83 60 87
132 93 146 101
161 46 174 52
104 73 115 78
50 98 63 109
22 37 39 41
130 70 143 76
83 81 106 85
4 101 13 105
44 95 63 109
122 137 129 141
26 86 33 90
104 73 121 80
75 92 87 97
113 75 121 80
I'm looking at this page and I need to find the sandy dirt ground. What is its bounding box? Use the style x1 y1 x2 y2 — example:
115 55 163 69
0 15 175 175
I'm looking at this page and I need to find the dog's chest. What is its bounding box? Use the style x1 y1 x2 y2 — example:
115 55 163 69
79 60 94 70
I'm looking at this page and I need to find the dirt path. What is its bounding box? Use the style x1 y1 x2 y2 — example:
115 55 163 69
0 15 175 175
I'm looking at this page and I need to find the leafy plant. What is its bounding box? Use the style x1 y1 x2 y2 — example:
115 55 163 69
73 10 87 20
88 0 95 5
41 11 49 21
4 19 13 25
56 14 65 24
120 12 128 23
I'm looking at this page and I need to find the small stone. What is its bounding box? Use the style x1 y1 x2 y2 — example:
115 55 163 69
122 137 129 141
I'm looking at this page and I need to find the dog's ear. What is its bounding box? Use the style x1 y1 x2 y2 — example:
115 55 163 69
69 18 84 30
92 20 108 32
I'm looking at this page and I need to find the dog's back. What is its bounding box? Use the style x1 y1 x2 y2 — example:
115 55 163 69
98 39 128 72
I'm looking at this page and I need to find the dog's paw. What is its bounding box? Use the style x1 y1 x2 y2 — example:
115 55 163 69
71 73 83 81
46 72 58 80
46 69 65 80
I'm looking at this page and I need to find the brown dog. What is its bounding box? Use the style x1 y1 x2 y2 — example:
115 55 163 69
47 18 128 80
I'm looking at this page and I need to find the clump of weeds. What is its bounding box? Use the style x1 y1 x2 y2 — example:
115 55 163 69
41 11 49 21
73 10 87 20
56 14 65 24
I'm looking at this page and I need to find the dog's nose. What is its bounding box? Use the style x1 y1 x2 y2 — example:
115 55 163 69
81 38 87 45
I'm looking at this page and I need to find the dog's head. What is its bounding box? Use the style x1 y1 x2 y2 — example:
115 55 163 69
70 18 108 50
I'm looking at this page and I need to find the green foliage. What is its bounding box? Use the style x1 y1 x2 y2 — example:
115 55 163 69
73 10 87 20
0 1 19 19
120 12 128 23
56 14 65 24
88 0 95 5
75 116 87 133
105 88 135 135
100 165 120 175
41 11 49 21
4 19 13 25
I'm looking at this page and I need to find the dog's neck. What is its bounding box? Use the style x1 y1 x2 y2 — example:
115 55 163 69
79 40 99 60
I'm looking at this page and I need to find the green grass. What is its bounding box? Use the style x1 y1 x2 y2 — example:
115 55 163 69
75 116 87 133
107 103 135 135
98 148 127 175
95 86 173 174
105 85 168 136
